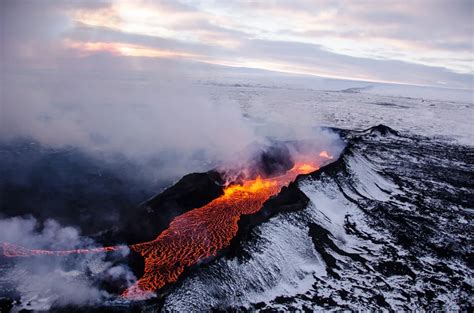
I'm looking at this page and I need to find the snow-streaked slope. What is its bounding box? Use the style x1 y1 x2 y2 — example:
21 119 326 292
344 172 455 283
163 125 473 311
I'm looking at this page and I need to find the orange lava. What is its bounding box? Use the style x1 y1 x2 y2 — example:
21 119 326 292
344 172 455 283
1 152 333 300
123 162 320 299
0 242 122 257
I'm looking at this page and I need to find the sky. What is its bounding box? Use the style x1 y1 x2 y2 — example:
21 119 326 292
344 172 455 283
1 0 473 89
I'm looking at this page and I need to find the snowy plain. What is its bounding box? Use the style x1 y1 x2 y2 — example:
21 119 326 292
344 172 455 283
194 69 473 146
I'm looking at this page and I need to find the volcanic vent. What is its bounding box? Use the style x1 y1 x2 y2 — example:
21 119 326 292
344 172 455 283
1 141 337 300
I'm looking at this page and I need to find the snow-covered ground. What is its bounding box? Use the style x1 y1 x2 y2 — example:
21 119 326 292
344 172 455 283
196 72 473 145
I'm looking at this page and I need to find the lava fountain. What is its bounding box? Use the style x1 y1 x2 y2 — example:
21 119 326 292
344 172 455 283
1 151 333 300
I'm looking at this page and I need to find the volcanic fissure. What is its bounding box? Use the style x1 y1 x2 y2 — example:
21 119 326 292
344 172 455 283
1 148 334 299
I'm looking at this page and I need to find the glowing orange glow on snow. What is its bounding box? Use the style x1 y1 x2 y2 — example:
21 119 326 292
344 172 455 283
319 150 333 159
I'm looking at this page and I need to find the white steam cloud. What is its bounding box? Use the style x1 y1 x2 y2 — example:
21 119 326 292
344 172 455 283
1 0 257 181
0 216 135 310
1 67 257 180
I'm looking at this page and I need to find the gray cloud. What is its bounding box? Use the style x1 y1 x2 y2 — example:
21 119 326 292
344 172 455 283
225 0 473 48
190 0 474 75
61 23 473 89
0 55 258 180
2 0 473 89
237 39 473 89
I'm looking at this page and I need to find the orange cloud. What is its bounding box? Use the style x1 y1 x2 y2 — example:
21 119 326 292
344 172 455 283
64 40 201 59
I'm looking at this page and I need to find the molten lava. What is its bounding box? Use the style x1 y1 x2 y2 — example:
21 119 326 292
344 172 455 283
1 152 332 300
124 163 316 298
1 242 120 257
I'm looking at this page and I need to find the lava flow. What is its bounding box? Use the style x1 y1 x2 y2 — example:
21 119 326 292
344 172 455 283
124 160 324 299
1 151 333 300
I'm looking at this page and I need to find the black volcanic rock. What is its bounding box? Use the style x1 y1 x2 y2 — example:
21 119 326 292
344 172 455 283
119 170 224 244
0 140 160 242
0 298 13 313
258 143 294 177
147 171 224 210
363 124 400 136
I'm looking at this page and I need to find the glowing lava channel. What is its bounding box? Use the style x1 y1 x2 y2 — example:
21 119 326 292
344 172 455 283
125 162 320 299
1 154 333 300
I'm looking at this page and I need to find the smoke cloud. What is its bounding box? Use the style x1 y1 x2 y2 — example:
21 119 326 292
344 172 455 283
1 0 256 181
0 0 348 183
0 216 135 310
1 63 257 181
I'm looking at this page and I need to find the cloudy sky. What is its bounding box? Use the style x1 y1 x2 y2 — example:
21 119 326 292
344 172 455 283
2 0 474 89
